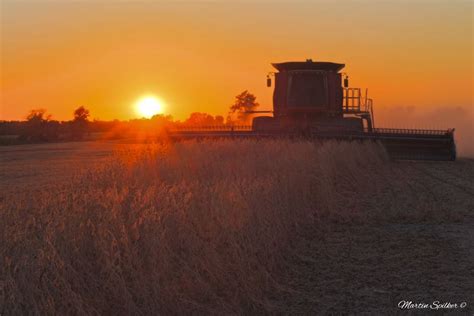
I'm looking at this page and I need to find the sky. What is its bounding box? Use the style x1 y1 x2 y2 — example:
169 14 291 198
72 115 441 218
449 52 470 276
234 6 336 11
1 0 472 124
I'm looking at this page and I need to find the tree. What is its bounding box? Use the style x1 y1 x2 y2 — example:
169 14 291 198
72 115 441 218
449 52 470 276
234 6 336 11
21 109 58 141
71 106 90 140
73 106 90 123
228 90 259 124
184 112 224 126
26 109 51 123
214 115 225 125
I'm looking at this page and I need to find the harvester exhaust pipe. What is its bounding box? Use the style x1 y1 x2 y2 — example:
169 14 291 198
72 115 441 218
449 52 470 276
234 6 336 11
344 75 349 88
267 74 272 87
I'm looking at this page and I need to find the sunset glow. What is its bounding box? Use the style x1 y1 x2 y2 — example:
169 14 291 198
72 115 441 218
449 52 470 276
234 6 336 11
0 1 472 122
1 2 473 313
134 96 165 118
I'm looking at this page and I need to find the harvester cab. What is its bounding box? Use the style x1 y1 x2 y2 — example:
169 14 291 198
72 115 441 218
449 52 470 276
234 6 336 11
253 59 374 133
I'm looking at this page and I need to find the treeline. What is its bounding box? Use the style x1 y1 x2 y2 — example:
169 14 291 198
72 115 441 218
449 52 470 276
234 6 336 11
0 107 93 144
0 90 260 145
0 110 238 144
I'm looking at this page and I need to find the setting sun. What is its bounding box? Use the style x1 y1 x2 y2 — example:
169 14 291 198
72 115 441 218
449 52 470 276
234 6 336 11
134 96 165 118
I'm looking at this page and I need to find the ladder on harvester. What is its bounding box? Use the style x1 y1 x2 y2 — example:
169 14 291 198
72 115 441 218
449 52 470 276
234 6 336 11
343 87 375 130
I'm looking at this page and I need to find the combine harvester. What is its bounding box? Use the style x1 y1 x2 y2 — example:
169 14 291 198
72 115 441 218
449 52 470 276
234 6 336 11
168 59 456 161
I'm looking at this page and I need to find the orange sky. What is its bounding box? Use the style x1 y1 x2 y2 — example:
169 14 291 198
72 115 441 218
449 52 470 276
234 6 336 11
1 1 472 122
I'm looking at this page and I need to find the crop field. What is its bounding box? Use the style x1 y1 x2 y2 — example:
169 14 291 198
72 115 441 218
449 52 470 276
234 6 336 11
1 139 473 314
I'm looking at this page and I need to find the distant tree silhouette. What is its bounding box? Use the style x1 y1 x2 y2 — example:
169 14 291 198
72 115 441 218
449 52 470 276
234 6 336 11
228 90 259 124
26 108 51 123
149 114 175 135
150 114 174 127
21 109 58 141
73 106 90 122
184 113 225 126
215 115 225 125
71 106 90 140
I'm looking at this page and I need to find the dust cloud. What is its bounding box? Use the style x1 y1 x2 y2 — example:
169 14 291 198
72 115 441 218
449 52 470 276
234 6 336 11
375 106 474 158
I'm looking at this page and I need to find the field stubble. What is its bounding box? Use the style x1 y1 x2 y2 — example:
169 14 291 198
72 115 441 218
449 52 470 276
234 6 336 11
0 139 472 314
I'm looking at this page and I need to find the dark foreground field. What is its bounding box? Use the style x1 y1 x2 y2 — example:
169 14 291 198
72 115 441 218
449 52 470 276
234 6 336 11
1 140 473 314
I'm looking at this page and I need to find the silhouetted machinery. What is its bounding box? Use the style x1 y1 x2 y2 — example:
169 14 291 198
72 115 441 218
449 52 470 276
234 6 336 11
254 60 373 133
169 59 456 161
